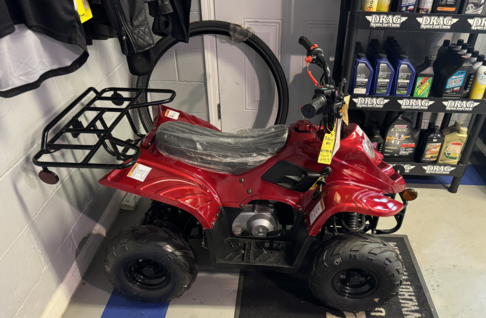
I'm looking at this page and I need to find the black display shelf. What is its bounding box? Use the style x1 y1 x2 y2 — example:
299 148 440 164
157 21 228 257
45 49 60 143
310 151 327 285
349 95 486 113
331 0 486 193
352 11 486 33
387 162 467 177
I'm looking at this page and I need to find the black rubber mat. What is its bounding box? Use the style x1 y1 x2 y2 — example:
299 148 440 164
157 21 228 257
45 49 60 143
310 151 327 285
235 235 438 318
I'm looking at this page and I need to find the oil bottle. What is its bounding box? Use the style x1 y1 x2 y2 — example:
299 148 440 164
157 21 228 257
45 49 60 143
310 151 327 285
377 0 392 11
473 54 485 70
350 45 373 95
438 127 468 164
363 0 379 11
398 0 417 12
432 0 460 13
434 54 475 98
418 0 433 12
390 53 416 96
469 60 486 99
413 55 435 98
368 48 395 96
382 112 423 162
369 129 385 152
461 0 486 14
417 125 444 162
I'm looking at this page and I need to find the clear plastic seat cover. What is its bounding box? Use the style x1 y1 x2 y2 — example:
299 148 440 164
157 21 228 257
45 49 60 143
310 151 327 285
156 121 289 174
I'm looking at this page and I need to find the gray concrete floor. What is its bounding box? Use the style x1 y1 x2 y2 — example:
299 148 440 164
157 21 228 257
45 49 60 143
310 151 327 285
63 184 486 318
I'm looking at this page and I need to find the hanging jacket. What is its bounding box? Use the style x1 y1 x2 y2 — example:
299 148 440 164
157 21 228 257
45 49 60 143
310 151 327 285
102 0 155 55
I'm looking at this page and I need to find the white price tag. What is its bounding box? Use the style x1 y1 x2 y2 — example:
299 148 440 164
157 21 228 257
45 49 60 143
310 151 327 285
127 163 152 182
165 109 180 120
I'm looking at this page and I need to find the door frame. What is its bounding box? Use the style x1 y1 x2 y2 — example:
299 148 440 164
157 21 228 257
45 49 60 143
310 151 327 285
200 0 222 130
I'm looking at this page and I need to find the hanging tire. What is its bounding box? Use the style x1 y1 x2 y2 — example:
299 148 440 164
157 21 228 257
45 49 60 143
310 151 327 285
309 234 403 312
136 20 289 132
104 225 197 302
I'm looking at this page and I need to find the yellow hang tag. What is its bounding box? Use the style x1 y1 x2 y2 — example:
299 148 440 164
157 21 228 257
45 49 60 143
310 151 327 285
342 95 350 126
75 0 93 23
318 126 335 164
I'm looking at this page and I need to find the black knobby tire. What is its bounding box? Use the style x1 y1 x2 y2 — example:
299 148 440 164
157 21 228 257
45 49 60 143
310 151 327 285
309 234 404 312
104 225 197 302
136 20 289 132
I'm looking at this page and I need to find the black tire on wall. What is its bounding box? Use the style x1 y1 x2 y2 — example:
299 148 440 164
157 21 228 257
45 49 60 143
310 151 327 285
309 234 404 312
104 225 197 302
136 20 289 132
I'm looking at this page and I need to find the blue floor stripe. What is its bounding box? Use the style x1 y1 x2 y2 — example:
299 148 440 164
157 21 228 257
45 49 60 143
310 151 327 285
101 289 169 318
404 165 486 185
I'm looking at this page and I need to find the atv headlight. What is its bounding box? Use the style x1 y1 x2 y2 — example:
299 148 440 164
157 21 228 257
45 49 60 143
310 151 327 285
362 133 376 160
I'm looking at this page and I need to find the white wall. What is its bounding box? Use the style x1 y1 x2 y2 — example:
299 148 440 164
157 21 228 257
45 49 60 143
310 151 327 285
0 38 132 318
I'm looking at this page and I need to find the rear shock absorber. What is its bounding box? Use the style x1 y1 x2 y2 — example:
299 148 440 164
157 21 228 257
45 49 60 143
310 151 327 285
342 212 366 232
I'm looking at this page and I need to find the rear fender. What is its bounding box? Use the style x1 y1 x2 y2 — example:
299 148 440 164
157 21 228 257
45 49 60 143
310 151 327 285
99 157 222 229
306 185 403 235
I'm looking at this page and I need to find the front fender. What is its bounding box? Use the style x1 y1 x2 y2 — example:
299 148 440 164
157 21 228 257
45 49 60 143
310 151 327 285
306 185 404 235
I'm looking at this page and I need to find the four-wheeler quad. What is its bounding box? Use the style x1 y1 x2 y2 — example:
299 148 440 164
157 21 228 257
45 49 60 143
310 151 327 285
33 35 417 312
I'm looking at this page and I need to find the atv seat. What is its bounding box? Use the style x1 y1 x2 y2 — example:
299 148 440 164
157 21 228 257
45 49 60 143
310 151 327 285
156 121 288 174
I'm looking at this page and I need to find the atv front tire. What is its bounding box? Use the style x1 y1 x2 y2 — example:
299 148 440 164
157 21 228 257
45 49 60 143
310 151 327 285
309 234 403 312
104 225 197 302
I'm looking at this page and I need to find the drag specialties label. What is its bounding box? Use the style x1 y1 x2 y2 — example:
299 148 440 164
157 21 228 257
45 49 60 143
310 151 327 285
416 16 459 29
352 97 390 108
366 14 408 28
398 98 435 110
442 100 480 111
391 164 416 173
468 17 486 30
422 165 456 174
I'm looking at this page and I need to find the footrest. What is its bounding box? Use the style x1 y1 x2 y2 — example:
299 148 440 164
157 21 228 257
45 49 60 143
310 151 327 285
217 238 292 268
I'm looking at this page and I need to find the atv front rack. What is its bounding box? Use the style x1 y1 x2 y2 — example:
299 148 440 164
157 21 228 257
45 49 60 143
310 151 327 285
33 87 175 177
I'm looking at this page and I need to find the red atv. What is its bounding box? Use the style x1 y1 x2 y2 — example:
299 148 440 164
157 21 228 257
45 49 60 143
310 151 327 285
33 36 416 312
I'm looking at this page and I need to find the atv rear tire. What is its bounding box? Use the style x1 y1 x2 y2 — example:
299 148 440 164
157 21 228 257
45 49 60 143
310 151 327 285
104 225 197 302
309 234 403 312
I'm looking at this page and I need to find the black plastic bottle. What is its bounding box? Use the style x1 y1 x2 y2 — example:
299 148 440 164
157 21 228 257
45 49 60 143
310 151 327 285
417 125 444 163
432 0 460 13
434 55 475 98
436 39 450 63
382 112 423 162
413 55 435 98
461 0 486 14
369 129 385 152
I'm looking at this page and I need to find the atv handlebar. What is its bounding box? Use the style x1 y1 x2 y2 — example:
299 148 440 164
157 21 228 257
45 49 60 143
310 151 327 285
298 35 330 84
302 95 327 119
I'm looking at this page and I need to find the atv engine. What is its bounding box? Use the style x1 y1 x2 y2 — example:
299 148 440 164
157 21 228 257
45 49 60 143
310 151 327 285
232 202 279 237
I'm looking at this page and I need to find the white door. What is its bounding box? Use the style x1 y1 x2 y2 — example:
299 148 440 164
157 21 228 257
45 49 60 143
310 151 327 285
212 0 340 132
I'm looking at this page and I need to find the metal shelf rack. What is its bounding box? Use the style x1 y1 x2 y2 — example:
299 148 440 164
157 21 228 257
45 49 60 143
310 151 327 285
332 0 486 193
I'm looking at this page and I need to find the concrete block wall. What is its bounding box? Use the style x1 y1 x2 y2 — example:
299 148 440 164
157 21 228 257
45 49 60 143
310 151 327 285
0 37 133 318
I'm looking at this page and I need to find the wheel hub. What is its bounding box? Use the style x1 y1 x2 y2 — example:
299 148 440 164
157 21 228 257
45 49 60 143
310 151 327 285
125 259 170 289
332 268 378 299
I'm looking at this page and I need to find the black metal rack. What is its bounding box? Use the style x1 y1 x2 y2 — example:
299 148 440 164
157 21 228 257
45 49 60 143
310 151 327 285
33 87 175 171
332 0 486 193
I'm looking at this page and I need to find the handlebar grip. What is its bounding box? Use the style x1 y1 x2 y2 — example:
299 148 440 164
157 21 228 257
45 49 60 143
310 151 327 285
299 35 314 51
302 95 327 119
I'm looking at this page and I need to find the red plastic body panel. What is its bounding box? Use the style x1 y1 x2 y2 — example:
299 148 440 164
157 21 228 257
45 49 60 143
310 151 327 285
99 105 406 233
